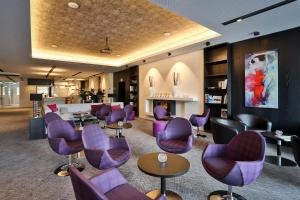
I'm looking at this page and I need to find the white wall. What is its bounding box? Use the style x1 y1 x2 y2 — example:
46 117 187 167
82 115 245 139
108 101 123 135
19 79 36 107
139 50 204 118
99 73 113 102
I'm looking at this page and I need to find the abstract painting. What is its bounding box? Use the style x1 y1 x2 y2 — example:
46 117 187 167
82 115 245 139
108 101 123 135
245 50 278 108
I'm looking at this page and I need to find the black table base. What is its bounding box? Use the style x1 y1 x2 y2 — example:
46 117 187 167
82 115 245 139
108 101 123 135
265 155 297 167
208 190 246 200
146 189 182 200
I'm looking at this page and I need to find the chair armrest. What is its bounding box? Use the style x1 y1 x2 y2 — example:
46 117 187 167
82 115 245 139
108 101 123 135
236 160 264 185
90 168 128 194
48 137 69 155
109 137 130 150
202 144 227 160
156 131 167 142
187 134 193 146
84 148 105 169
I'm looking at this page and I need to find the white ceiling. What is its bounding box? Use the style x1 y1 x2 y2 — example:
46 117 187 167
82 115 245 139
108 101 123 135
0 0 300 80
150 0 300 45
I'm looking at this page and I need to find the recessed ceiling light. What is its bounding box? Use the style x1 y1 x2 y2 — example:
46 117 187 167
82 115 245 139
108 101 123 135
163 32 171 37
116 54 121 57
51 44 58 48
68 2 80 9
237 18 243 22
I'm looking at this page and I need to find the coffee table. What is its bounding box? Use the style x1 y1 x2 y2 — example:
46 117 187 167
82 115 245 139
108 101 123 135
261 131 297 167
137 152 190 200
106 122 132 138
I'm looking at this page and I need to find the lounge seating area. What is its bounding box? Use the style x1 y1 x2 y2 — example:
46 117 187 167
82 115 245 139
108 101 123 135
1 1 300 200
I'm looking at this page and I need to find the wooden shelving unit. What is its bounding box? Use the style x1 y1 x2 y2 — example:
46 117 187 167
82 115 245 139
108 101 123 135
204 43 231 129
129 67 139 116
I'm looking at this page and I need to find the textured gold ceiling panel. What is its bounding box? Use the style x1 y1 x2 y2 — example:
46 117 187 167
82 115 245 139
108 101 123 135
30 0 220 66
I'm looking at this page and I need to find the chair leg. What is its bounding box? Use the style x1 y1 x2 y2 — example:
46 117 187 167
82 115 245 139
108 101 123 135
53 154 85 177
196 127 207 138
208 186 247 200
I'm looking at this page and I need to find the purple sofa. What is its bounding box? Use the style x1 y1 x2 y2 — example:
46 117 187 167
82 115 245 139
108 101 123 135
69 166 152 200
202 131 266 200
189 108 210 138
96 105 112 121
105 109 126 125
124 104 135 121
156 117 193 154
47 119 85 176
82 124 131 170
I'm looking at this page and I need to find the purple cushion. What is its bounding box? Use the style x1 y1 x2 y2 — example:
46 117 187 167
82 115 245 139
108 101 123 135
67 140 84 153
105 184 151 200
107 148 129 161
203 157 235 179
159 139 187 149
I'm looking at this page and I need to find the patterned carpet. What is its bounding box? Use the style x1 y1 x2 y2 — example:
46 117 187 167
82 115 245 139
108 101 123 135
0 108 299 200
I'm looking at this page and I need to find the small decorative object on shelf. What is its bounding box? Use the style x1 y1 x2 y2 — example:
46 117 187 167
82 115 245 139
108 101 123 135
221 109 228 118
275 130 283 136
158 152 167 164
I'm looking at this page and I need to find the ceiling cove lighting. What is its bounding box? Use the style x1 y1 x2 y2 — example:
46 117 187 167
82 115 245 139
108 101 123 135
222 0 297 25
30 0 220 67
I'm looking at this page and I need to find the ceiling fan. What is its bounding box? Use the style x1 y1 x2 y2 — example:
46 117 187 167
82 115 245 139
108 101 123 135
100 37 112 54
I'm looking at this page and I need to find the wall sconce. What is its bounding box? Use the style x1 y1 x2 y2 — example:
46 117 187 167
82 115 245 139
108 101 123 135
149 75 153 87
173 72 179 86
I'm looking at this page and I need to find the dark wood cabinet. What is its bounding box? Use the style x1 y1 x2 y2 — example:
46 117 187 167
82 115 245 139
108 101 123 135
113 66 139 116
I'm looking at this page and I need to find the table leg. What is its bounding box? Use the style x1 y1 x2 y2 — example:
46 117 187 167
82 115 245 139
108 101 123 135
277 140 282 166
161 177 166 196
119 129 123 138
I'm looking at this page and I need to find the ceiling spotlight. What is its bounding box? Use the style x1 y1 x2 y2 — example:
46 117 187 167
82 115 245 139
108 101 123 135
252 31 260 36
163 32 171 37
168 52 172 56
143 60 146 63
51 44 58 48
236 18 243 22
68 2 80 9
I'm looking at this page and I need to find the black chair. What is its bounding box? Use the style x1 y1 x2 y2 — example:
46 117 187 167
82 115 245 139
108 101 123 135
210 117 246 144
291 136 300 166
235 113 272 132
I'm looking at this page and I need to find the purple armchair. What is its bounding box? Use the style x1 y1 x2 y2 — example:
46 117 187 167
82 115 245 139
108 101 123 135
47 120 85 176
156 117 193 154
202 131 266 200
153 106 171 121
69 166 151 200
124 104 135 121
96 105 112 121
82 125 131 170
105 109 126 125
189 108 210 138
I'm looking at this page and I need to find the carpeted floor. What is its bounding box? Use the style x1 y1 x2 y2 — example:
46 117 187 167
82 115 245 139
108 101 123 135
0 108 299 200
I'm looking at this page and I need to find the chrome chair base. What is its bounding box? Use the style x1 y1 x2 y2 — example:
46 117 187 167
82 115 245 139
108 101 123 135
54 162 85 177
208 190 247 200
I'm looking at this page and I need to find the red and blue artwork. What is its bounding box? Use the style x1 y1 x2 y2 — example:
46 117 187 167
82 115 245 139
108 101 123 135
245 50 278 108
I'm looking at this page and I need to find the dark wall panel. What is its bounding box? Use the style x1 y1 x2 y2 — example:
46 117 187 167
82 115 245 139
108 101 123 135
231 27 300 134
